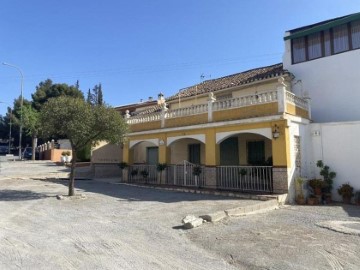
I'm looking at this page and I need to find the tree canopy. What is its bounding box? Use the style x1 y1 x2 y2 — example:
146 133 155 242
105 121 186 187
40 96 128 195
32 79 84 111
87 83 103 106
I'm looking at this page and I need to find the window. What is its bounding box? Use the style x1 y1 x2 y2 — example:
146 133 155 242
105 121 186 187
333 24 349 53
291 19 360 64
324 29 332 56
188 144 200 164
308 33 322 60
351 20 360 49
292 37 306 63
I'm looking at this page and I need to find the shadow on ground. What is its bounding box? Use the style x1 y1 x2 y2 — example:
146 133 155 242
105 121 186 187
0 189 51 201
37 178 242 204
341 204 360 218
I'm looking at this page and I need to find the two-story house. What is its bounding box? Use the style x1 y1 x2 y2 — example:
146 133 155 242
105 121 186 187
115 63 310 201
92 12 360 203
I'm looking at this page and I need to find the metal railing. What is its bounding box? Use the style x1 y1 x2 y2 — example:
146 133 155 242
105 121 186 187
128 164 158 184
216 166 273 192
166 161 206 187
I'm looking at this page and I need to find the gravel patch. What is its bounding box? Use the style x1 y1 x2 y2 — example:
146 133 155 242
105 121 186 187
187 205 360 269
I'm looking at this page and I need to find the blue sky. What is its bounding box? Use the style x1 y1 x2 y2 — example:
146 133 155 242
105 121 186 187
0 0 358 115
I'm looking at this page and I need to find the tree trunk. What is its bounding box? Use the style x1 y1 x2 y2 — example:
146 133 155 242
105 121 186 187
68 148 77 196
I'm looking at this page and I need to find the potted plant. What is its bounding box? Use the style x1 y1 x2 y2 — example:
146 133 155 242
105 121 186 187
296 177 306 205
192 165 202 187
307 194 318 205
308 178 324 196
118 162 128 182
61 151 67 163
354 191 360 206
156 163 167 184
140 169 149 183
238 168 247 190
64 150 72 163
317 160 336 203
130 168 138 181
337 183 354 204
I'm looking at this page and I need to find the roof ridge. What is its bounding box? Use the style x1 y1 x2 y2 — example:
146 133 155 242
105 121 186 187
166 62 287 101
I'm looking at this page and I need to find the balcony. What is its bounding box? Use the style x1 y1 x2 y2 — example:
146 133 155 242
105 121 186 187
126 89 310 132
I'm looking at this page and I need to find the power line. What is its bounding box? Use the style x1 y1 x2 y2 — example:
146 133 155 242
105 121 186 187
1 52 282 83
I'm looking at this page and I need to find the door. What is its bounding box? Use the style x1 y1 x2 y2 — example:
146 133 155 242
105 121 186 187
188 144 200 164
146 147 158 165
220 137 239 165
247 141 265 165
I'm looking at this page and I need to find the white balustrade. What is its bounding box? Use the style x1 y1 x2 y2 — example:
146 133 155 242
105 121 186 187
125 90 309 125
213 90 278 111
285 91 308 110
165 103 208 119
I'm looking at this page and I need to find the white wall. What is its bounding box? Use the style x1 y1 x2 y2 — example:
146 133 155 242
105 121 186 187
283 38 360 123
309 121 360 201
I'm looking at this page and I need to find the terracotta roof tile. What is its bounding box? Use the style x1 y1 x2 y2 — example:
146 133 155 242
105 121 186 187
166 63 288 101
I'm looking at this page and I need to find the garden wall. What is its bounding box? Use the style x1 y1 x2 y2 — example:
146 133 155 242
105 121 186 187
310 121 360 201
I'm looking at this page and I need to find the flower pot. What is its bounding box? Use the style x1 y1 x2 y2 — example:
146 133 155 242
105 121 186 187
65 156 72 163
314 187 322 196
342 196 352 204
324 193 332 204
307 197 318 205
61 156 66 163
296 197 306 205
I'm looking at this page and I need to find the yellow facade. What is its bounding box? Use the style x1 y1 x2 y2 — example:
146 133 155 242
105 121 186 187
125 119 290 168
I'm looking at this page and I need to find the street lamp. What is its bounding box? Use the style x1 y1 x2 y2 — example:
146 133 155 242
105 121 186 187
0 101 13 154
2 62 24 158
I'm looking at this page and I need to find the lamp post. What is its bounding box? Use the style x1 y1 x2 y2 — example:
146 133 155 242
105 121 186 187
0 101 13 154
2 62 24 158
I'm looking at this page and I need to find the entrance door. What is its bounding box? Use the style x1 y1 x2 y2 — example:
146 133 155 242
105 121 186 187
247 141 265 165
188 144 200 164
220 137 239 165
146 147 158 165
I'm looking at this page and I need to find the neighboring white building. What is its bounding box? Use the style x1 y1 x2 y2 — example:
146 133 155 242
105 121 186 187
283 12 360 123
283 13 360 200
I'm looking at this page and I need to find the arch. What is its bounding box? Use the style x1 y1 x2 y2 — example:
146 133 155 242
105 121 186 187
216 128 272 144
167 134 205 146
129 139 159 149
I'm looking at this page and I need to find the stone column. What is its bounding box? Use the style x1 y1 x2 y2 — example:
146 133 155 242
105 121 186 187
122 141 130 182
272 167 289 193
271 120 291 194
158 137 169 185
204 129 219 189
277 77 287 114
205 166 217 189
207 92 216 122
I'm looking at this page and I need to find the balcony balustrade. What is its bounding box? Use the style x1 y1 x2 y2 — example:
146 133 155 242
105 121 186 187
126 88 310 131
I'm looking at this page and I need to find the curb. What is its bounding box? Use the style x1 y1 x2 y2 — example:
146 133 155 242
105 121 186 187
117 182 286 203
199 199 279 224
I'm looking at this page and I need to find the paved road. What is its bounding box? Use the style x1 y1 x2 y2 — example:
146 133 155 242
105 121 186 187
0 161 253 269
1 161 359 269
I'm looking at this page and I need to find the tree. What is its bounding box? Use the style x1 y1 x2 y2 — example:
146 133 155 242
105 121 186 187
40 96 128 196
22 105 40 160
32 80 84 111
87 83 103 106
10 97 32 149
